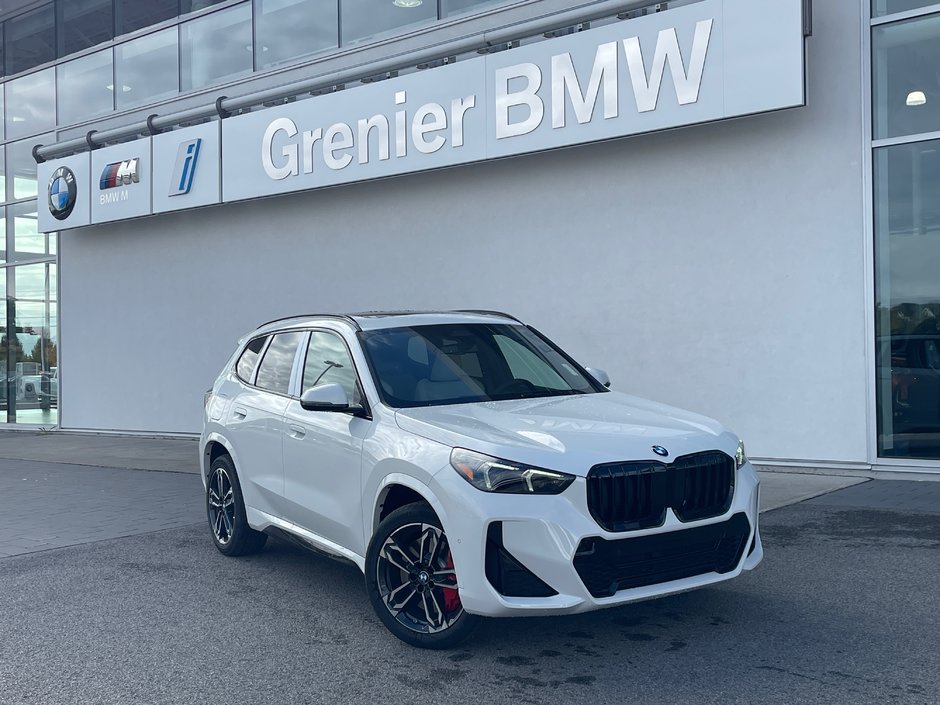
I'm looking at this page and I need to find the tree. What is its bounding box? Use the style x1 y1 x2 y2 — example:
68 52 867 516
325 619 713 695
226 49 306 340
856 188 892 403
28 338 57 368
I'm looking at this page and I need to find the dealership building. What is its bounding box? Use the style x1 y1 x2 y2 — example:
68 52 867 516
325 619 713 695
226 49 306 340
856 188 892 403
0 0 937 474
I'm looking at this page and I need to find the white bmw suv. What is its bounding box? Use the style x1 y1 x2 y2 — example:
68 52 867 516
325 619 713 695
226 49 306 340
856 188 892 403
201 311 762 648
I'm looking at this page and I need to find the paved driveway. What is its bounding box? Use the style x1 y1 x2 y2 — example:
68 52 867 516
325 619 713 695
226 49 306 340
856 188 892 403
0 465 937 705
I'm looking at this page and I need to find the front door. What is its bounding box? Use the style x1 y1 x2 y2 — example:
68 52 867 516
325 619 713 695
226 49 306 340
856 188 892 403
281 330 370 557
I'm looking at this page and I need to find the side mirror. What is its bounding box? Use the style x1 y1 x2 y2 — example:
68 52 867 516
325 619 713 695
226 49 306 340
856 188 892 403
585 367 611 389
300 383 350 411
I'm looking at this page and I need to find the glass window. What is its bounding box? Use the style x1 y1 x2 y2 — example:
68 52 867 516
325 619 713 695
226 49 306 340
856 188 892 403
236 336 267 382
59 0 114 55
360 324 601 408
255 332 302 394
7 134 54 202
0 85 4 140
116 0 179 36
442 0 509 17
873 14 940 140
4 4 55 76
0 206 6 263
181 3 253 91
5 69 56 140
183 0 230 12
874 139 940 459
56 50 114 126
341 0 435 45
302 331 358 401
10 202 54 262
255 0 337 69
2 262 58 425
115 29 179 108
494 335 568 390
0 146 5 202
873 1 940 17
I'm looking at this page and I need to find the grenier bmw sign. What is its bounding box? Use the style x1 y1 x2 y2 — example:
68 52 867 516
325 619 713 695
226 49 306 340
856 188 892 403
37 0 805 232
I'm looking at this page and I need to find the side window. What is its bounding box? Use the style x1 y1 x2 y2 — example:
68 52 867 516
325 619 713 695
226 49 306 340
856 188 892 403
255 332 303 395
235 336 268 383
494 335 568 390
303 331 360 402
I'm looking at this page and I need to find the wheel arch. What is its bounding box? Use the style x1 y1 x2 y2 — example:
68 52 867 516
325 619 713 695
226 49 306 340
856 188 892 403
371 474 447 540
201 433 239 486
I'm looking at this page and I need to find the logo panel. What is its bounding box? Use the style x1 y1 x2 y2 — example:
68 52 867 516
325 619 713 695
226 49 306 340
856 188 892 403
169 138 202 197
48 166 77 221
651 445 669 457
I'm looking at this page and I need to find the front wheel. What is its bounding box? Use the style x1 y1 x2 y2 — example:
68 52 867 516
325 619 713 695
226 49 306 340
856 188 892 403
365 504 480 649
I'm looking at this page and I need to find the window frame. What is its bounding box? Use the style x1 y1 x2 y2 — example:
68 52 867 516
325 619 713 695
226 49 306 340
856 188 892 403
252 329 304 396
294 327 371 414
234 334 269 385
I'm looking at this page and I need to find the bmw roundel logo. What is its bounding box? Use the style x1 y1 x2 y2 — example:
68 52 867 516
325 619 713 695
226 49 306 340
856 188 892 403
652 445 669 457
48 166 77 221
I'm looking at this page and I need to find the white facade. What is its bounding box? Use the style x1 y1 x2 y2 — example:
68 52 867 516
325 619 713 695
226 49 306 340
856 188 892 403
56 0 873 470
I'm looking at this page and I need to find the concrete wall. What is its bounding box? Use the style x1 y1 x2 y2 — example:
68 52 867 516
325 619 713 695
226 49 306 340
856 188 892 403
59 1 868 464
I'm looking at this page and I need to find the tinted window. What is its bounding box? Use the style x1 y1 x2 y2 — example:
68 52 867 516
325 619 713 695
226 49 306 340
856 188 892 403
255 0 337 69
60 0 114 55
116 0 178 36
5 4 55 76
115 28 179 108
360 324 602 408
180 3 252 91
302 331 359 402
255 332 302 394
235 336 267 382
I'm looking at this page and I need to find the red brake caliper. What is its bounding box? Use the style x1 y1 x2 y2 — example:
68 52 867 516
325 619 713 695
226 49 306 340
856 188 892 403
441 551 461 612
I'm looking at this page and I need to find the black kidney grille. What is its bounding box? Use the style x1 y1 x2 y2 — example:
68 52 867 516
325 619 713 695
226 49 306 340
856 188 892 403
670 451 735 522
573 512 751 598
586 461 668 532
587 451 735 532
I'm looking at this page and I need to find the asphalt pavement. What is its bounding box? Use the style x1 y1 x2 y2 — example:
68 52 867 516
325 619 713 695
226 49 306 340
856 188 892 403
0 455 937 704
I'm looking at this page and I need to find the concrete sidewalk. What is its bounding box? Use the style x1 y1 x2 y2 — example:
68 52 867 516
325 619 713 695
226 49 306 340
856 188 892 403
0 431 199 473
0 430 874 514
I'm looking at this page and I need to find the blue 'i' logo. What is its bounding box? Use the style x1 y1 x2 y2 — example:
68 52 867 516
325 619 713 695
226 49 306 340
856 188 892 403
169 138 202 196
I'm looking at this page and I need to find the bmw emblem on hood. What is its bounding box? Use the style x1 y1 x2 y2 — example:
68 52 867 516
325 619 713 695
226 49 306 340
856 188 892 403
651 445 669 457
48 166 77 221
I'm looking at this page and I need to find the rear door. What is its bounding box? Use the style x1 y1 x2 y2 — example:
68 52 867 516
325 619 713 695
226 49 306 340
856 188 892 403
226 332 304 517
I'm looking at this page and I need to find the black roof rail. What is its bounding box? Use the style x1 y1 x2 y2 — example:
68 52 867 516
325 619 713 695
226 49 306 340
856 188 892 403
256 313 362 331
452 309 523 323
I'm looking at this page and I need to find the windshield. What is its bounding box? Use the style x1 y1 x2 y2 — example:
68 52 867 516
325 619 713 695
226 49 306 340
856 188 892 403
359 323 606 408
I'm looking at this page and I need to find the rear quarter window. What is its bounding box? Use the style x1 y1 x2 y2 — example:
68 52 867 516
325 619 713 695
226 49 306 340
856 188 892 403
235 336 268 383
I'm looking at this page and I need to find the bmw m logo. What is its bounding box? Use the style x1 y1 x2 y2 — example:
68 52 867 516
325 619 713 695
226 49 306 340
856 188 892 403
652 445 669 457
99 158 140 189
48 166 77 221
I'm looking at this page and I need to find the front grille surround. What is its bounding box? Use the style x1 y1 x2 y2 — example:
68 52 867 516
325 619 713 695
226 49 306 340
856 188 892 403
586 450 735 532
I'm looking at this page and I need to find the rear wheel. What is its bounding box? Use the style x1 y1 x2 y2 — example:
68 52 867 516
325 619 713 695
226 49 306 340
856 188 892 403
366 503 479 649
206 454 267 556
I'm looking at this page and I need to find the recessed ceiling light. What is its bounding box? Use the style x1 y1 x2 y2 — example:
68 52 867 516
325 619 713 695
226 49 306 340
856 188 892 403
906 90 927 107
106 84 132 92
393 0 423 7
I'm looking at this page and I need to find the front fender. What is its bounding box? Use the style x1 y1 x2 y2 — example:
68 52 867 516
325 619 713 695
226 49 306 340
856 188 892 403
368 471 451 542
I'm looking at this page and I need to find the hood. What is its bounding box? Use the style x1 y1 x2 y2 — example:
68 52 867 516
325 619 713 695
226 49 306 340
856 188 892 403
395 391 736 476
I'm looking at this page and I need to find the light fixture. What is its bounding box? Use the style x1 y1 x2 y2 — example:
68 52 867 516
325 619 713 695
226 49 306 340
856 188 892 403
393 0 423 7
906 90 927 107
106 84 132 92
245 44 270 52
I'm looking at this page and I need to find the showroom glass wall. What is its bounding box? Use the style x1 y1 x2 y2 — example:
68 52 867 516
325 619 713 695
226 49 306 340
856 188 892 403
873 3 940 459
0 0 508 426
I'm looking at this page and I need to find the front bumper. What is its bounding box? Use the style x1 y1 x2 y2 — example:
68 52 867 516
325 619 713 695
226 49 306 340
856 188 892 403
431 462 762 618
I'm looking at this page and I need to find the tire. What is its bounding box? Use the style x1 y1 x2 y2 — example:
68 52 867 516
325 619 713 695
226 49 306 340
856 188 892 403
206 454 267 556
365 503 480 649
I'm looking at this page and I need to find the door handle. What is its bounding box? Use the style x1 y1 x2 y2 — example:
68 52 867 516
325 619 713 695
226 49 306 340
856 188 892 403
288 424 306 439
233 406 248 419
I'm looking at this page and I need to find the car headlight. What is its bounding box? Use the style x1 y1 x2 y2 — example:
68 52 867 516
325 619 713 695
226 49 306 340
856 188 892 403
450 448 575 494
735 440 748 470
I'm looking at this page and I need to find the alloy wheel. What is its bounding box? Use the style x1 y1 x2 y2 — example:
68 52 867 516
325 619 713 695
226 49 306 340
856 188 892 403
376 523 462 634
208 466 236 545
